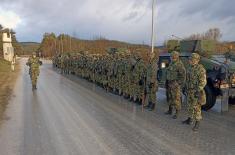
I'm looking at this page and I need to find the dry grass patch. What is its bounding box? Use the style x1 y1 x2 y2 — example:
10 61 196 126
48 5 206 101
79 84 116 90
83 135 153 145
0 58 19 121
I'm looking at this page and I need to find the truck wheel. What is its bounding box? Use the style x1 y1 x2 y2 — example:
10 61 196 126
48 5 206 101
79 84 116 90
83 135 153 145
202 85 216 111
229 97 235 105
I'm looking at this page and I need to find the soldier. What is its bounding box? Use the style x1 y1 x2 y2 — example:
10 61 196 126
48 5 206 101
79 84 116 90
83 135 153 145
145 52 158 111
165 51 186 119
117 52 125 95
123 51 132 99
26 52 42 90
182 53 207 132
131 51 146 103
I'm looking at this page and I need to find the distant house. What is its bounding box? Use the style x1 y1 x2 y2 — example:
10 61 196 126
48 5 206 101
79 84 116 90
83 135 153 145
0 29 14 61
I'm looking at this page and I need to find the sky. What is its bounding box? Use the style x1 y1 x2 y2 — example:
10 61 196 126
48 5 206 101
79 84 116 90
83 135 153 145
0 0 234 45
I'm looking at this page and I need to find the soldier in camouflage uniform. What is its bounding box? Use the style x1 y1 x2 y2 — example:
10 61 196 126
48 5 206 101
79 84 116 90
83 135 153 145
131 51 146 103
60 55 66 74
145 52 158 111
182 53 207 132
165 51 186 119
117 53 125 95
112 53 119 94
123 51 132 99
26 52 42 90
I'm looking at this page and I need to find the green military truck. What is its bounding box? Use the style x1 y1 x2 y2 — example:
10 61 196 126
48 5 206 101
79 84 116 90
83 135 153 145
158 40 235 111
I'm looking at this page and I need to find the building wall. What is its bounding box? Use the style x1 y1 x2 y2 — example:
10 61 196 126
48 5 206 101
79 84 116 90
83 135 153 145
2 32 14 61
2 32 12 42
3 43 14 61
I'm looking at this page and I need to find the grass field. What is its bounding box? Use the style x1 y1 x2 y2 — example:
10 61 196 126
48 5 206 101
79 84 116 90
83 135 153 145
0 58 19 121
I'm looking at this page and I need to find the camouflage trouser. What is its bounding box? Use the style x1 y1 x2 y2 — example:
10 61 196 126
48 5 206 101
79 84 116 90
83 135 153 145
167 81 181 110
123 75 131 95
102 74 108 86
108 76 114 89
117 74 125 92
91 72 95 82
148 83 157 104
134 81 145 100
187 90 204 121
113 76 118 90
31 69 39 86
60 64 65 74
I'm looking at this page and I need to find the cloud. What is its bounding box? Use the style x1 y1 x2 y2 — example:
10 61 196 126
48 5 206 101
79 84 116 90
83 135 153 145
0 0 234 45
0 8 21 29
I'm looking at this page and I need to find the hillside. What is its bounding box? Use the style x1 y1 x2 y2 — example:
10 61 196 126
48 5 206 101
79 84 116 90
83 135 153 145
20 42 40 55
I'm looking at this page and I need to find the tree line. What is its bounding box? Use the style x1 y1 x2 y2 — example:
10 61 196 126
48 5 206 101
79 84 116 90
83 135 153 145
38 33 151 58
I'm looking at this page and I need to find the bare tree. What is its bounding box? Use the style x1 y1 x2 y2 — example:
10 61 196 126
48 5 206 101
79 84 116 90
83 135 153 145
186 28 222 41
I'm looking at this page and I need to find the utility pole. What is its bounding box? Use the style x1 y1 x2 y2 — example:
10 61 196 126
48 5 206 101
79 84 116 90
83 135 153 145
151 0 156 54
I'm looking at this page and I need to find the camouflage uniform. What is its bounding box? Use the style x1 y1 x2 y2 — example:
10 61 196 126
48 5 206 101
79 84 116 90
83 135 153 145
123 54 132 98
112 54 119 93
183 53 207 131
26 52 42 90
117 54 125 95
146 53 158 110
165 51 186 119
132 54 146 102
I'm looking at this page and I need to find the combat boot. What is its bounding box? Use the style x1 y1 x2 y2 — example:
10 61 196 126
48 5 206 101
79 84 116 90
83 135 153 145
144 102 151 109
32 85 36 90
172 110 179 119
182 117 193 125
192 121 200 132
149 103 155 111
118 89 122 96
165 106 172 115
133 96 137 102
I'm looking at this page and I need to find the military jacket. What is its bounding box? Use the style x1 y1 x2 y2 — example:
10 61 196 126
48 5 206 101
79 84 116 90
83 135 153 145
166 60 186 86
186 64 207 91
27 57 41 70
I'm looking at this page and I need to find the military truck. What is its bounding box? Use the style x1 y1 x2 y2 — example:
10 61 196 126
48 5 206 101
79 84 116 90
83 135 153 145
158 40 235 111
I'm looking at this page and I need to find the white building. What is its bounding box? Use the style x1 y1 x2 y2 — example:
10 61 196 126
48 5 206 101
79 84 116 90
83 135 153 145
1 29 14 62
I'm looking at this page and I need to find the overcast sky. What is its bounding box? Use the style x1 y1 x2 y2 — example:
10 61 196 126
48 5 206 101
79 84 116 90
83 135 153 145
0 0 234 45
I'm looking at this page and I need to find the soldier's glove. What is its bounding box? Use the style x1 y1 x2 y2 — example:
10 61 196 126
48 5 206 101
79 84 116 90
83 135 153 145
139 79 144 86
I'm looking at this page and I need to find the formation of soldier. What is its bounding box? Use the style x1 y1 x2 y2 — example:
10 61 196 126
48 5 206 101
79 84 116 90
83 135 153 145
26 52 42 90
53 49 158 111
52 49 206 132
